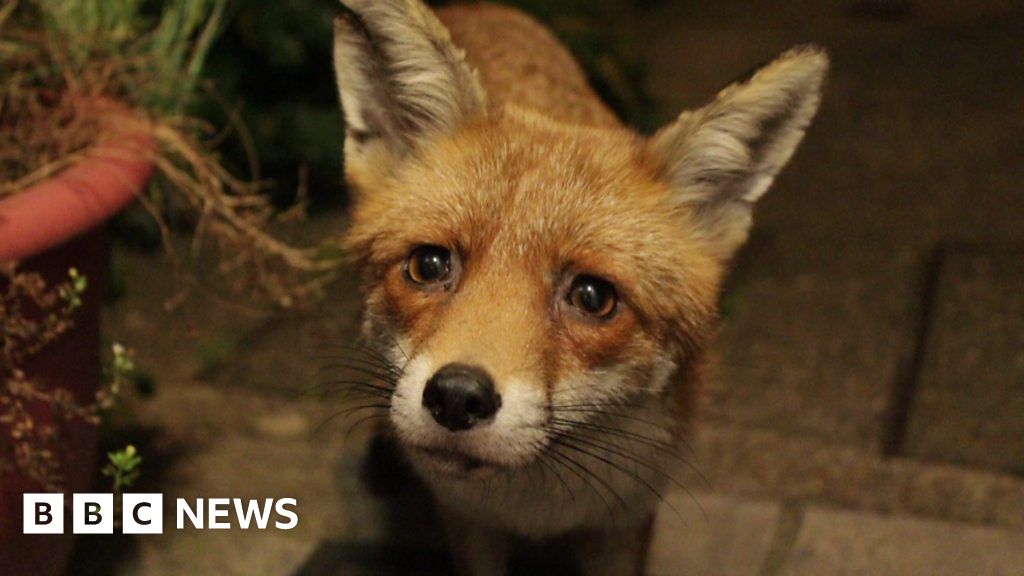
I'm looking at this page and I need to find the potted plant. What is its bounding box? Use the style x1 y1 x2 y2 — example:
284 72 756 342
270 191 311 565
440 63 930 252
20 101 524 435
0 1 338 573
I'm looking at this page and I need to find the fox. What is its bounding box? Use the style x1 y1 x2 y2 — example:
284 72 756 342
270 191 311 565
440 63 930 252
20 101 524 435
331 1 827 574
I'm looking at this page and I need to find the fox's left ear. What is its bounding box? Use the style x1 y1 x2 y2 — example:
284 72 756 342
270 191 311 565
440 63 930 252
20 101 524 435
649 45 828 262
333 0 487 179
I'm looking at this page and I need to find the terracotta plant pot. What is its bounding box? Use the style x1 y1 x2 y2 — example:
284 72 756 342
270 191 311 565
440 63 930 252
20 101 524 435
0 102 156 576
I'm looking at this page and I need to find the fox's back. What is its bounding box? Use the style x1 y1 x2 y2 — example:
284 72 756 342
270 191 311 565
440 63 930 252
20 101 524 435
437 4 620 129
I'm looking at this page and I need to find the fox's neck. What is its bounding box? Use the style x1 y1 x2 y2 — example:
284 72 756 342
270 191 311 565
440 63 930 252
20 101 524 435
437 3 621 130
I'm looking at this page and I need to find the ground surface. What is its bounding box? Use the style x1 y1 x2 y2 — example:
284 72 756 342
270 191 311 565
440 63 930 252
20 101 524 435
85 1 1023 574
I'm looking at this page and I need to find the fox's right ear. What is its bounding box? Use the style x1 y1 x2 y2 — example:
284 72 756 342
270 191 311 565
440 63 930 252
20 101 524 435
650 46 828 263
333 0 487 178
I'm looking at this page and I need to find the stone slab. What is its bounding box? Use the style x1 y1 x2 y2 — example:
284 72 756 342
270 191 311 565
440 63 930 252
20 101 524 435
293 542 451 576
684 423 1024 531
707 235 918 450
117 531 315 576
102 249 271 386
904 249 1024 474
648 491 781 576
104 210 365 399
114 373 451 565
118 379 389 541
640 3 1024 247
295 490 781 576
203 262 367 397
92 379 1024 575
780 506 1024 576
94 383 393 576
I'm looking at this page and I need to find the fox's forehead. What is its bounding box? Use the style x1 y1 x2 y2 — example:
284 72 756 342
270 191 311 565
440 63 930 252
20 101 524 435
360 112 694 264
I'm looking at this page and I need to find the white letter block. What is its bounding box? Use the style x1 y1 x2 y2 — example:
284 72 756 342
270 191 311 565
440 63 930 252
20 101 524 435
73 493 114 534
122 493 163 534
23 493 63 534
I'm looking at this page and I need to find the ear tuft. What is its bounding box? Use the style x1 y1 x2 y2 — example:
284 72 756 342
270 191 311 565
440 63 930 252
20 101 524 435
650 45 829 261
333 0 487 169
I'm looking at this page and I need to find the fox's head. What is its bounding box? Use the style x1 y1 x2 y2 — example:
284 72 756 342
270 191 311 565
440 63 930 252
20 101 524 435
333 0 827 477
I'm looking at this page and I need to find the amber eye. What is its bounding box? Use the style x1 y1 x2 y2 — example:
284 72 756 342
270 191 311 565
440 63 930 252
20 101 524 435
568 275 618 318
406 245 452 285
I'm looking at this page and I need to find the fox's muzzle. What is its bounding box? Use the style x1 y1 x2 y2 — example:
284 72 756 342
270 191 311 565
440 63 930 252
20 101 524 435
422 363 502 431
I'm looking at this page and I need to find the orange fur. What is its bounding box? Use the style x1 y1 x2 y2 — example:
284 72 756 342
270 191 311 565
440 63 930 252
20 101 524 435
345 108 723 396
333 2 826 573
437 4 620 128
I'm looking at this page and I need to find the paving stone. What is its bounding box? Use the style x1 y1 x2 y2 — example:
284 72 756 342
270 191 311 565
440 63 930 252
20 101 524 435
85 379 389 575
118 531 315 576
160 435 347 538
120 381 379 541
103 249 272 385
203 262 367 397
904 249 1024 474
98 379 1024 574
104 210 364 399
124 380 315 446
254 409 313 439
294 542 452 576
296 490 781 576
707 235 919 450
779 506 1024 576
132 384 337 492
648 492 780 576
640 3 1024 247
684 423 1024 531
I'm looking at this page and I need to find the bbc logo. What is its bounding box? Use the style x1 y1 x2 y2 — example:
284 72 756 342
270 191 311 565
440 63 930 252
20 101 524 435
24 493 163 534
24 494 298 533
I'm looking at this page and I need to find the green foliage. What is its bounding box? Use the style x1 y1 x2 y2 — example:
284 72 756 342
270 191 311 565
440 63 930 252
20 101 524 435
31 0 228 114
147 0 228 112
58 267 88 311
199 0 344 208
110 343 136 383
0 1 22 57
195 335 242 375
102 444 142 493
5 0 343 305
2 0 231 191
101 335 156 396
1 266 130 490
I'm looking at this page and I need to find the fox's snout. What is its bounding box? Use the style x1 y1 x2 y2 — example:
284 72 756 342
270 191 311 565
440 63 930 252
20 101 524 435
422 363 501 432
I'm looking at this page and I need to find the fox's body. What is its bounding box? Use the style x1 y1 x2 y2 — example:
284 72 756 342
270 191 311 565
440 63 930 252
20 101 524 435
333 2 827 574
438 4 619 128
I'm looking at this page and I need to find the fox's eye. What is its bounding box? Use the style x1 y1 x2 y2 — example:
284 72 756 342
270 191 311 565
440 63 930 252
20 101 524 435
406 245 452 285
568 275 617 318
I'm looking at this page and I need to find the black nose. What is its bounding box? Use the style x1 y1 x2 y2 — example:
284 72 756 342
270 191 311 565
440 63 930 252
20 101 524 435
422 364 501 431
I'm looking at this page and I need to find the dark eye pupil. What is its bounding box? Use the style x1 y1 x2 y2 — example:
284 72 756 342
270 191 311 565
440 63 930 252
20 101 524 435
570 275 616 316
408 246 451 284
418 252 445 279
577 283 603 311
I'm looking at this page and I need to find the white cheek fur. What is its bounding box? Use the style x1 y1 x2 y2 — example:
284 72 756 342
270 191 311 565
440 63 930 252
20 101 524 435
389 353 436 446
647 355 677 394
550 354 676 411
389 347 676 470
472 378 547 464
